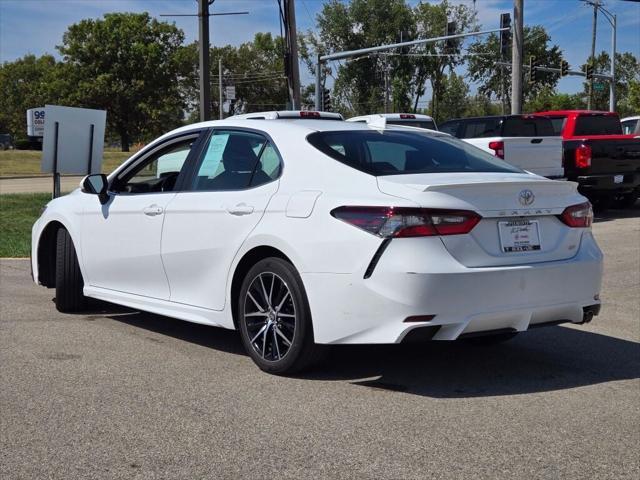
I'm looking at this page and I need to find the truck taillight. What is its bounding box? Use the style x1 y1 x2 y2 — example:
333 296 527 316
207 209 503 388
488 141 505 159
558 202 593 228
331 207 481 238
575 144 592 168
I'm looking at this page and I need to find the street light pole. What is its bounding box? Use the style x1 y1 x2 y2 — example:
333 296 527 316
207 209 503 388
511 0 523 114
198 0 211 121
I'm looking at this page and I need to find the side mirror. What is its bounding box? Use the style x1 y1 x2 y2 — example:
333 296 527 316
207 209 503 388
81 173 109 205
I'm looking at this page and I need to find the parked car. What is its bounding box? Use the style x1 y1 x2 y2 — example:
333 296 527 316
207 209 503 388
621 116 640 136
0 133 14 150
347 113 437 131
438 115 564 179
32 115 603 374
533 110 640 208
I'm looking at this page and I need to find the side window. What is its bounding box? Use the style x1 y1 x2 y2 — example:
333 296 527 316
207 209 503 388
439 121 460 137
113 137 196 194
191 130 279 191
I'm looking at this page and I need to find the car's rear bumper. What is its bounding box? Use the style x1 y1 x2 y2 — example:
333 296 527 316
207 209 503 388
576 172 640 194
303 233 603 344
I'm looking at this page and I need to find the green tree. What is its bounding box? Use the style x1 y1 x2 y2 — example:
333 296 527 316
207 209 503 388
308 0 415 114
412 0 477 119
627 80 640 115
581 51 639 115
430 72 469 123
467 26 562 110
524 86 584 113
57 13 186 151
0 54 70 139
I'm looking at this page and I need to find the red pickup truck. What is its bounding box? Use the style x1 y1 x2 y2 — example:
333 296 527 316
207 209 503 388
533 110 640 208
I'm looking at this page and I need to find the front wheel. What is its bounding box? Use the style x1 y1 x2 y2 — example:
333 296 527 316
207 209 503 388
237 257 325 375
55 228 87 312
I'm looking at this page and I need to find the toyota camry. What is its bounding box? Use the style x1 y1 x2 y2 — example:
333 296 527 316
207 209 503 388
32 112 604 374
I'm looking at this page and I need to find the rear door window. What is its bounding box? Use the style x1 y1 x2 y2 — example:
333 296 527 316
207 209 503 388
502 117 556 136
307 130 522 176
462 119 500 138
439 121 460 137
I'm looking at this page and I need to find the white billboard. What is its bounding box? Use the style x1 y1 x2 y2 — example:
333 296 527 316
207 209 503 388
27 107 46 137
41 105 107 175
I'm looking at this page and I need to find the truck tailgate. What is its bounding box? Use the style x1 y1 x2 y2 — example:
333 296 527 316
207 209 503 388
503 136 564 178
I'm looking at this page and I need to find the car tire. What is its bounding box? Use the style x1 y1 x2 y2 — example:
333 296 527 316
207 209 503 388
613 192 638 209
463 332 518 345
237 257 326 375
55 228 87 312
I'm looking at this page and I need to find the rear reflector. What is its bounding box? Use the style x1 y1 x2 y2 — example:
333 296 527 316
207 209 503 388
300 111 321 118
575 144 592 168
331 206 481 238
558 202 593 228
488 140 505 159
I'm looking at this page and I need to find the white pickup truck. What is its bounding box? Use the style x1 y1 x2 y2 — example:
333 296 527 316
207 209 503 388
439 115 564 179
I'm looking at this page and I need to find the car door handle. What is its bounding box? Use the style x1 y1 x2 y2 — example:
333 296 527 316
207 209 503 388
227 204 254 215
143 204 164 216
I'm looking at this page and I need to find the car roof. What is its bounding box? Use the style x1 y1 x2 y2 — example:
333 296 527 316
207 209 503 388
533 110 617 116
347 113 434 121
230 110 344 120
621 116 640 121
156 117 447 145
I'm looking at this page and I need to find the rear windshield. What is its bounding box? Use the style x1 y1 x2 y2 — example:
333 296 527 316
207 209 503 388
501 117 556 136
387 120 437 130
574 115 622 135
307 130 522 176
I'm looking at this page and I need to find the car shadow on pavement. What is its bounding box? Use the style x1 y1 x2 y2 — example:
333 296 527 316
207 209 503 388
100 304 639 399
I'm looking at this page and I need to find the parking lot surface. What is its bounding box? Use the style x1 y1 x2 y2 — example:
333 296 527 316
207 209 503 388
1 209 638 479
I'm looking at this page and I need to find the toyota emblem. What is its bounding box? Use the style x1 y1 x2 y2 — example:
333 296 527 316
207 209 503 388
518 189 535 206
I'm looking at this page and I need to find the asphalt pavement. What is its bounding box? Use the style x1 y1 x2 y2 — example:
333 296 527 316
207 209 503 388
1 209 638 479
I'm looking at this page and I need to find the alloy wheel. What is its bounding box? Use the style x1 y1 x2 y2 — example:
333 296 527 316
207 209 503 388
243 272 296 362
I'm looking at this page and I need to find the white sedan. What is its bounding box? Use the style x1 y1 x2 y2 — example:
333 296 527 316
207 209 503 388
32 112 604 374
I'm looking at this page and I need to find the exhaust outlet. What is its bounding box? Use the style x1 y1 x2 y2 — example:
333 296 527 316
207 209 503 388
580 304 601 324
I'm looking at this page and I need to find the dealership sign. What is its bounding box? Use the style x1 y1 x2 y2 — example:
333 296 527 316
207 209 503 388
27 107 46 137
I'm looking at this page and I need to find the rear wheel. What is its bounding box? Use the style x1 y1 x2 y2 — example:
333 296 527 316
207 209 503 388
237 257 325 374
55 228 87 312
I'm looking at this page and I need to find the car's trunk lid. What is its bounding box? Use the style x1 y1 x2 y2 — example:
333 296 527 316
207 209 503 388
377 172 586 267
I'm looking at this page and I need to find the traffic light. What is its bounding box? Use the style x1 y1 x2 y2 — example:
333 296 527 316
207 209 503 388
585 63 594 80
528 56 538 84
445 21 457 52
323 88 332 112
499 13 511 58
560 59 569 77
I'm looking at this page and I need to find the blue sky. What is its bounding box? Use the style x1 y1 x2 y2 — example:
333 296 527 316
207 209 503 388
1 0 639 100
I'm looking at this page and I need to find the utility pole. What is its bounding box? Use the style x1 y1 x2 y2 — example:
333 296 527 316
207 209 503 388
511 0 523 114
587 0 599 110
218 58 223 119
198 0 211 121
610 13 616 112
284 0 301 109
384 57 390 113
161 2 247 122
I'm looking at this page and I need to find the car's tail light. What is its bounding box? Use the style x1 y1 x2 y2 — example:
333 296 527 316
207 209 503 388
488 141 505 159
331 207 481 238
575 144 592 168
400 114 416 119
558 202 593 228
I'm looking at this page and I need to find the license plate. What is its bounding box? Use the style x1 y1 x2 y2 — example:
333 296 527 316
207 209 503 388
614 175 624 184
498 220 541 253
